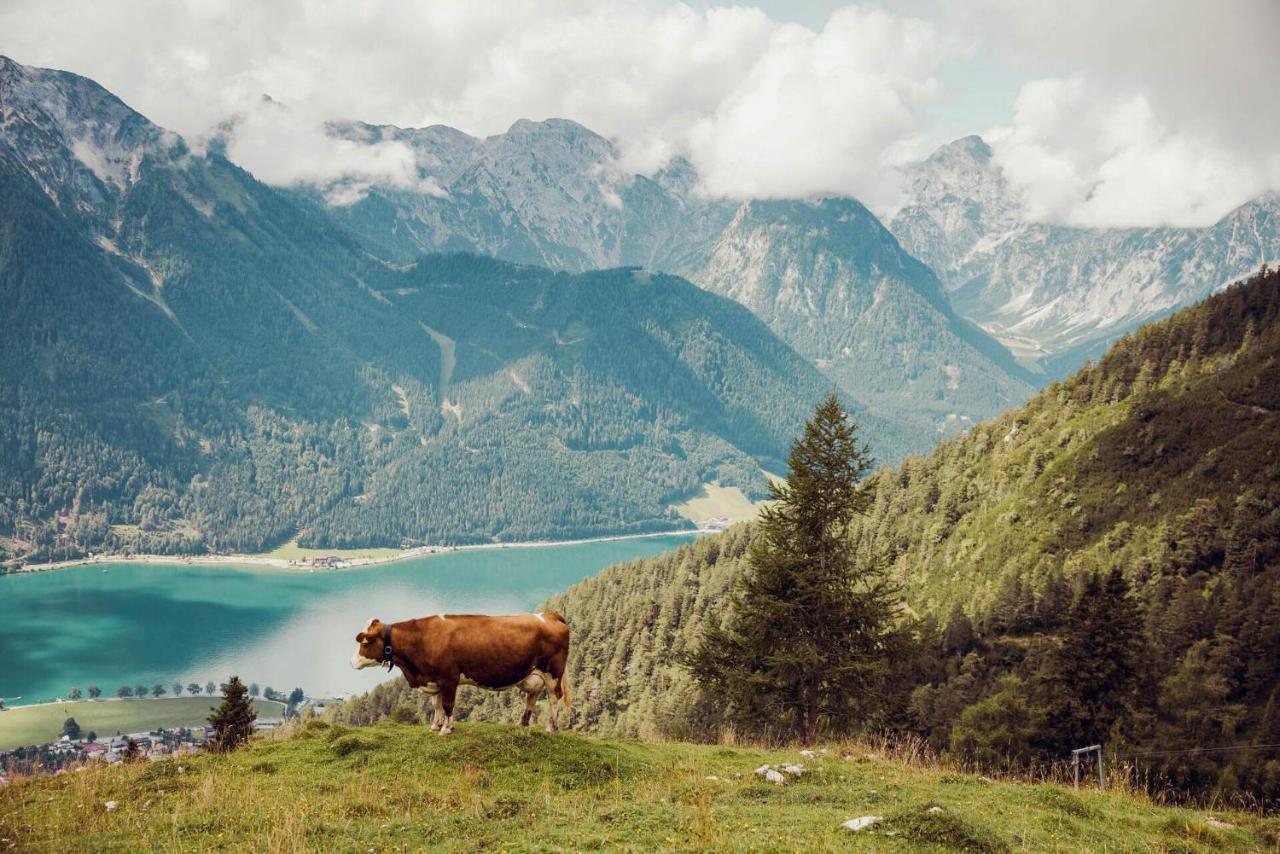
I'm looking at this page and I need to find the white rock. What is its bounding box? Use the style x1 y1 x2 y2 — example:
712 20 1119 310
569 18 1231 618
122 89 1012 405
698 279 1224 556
781 764 806 776
704 775 721 782
104 800 118 812
764 769 786 785
927 806 945 814
1205 817 1235 830
842 816 883 832
753 764 772 777
799 749 816 758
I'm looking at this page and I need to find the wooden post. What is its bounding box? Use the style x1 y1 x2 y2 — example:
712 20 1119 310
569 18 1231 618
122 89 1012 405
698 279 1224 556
1072 744 1102 790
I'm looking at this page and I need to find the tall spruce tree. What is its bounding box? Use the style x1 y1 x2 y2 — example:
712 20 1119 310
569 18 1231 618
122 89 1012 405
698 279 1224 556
208 675 257 753
688 394 901 744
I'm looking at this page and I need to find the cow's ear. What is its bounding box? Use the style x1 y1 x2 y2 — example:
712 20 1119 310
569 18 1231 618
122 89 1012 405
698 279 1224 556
355 632 368 643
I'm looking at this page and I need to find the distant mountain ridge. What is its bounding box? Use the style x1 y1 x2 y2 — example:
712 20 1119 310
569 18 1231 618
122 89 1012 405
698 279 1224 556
891 136 1280 376
300 117 1035 449
0 56 845 563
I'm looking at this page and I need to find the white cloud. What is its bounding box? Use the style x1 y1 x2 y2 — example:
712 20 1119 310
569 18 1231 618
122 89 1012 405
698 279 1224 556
0 0 950 209
216 99 446 204
0 0 1276 225
978 0 1280 227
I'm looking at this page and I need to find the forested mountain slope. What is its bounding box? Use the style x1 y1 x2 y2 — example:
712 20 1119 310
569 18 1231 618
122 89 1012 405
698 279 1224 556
891 136 1279 377
464 268 1280 803
299 118 1035 450
0 57 846 563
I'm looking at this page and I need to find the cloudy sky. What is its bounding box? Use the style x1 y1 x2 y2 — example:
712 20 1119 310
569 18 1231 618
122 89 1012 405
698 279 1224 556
2 0 1277 228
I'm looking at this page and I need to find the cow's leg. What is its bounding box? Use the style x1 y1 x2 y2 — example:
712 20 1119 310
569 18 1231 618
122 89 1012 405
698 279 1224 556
542 673 561 732
547 650 571 731
520 688 539 727
438 679 458 735
430 692 444 732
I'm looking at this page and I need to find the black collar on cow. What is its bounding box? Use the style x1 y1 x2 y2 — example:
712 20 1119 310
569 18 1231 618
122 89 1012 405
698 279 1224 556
381 624 395 671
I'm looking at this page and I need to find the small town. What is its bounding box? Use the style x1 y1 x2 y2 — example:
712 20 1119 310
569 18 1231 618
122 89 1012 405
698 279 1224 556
0 718 285 784
0 687 324 782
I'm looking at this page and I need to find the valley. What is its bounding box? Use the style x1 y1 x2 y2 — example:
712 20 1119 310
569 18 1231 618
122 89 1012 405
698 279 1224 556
1 25 1279 829
0 56 846 566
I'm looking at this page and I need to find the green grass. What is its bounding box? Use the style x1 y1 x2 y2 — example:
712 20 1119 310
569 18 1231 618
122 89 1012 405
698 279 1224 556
0 698 286 750
671 483 769 525
2 721 1275 851
254 538 402 562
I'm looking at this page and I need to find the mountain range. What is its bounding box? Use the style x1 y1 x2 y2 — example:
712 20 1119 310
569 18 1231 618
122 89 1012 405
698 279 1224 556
0 56 847 562
891 135 1279 376
300 117 1036 444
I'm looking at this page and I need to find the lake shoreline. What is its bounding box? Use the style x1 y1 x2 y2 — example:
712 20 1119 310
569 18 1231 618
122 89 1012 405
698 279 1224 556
7 527 711 576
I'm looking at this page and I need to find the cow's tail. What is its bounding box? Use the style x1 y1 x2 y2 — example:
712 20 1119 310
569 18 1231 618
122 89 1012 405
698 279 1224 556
543 610 567 624
559 668 572 712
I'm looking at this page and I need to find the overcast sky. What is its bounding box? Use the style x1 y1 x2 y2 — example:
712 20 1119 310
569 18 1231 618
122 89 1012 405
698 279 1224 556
2 0 1277 228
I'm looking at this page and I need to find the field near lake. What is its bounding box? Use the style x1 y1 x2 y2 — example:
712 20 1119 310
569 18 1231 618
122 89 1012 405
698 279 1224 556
0 698 286 750
255 539 403 562
2 721 1274 852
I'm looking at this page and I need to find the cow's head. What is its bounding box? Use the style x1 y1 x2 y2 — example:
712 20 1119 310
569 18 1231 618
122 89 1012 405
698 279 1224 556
350 618 386 669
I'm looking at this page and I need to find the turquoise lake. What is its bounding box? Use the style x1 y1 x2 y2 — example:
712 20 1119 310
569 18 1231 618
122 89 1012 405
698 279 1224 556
0 535 694 706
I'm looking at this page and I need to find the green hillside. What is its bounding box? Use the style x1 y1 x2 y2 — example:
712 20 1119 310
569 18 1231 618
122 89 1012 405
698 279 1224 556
3 720 1274 851
410 269 1280 803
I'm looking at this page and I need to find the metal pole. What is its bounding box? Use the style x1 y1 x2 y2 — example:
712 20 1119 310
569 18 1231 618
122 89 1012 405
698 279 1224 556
1097 749 1104 790
1073 753 1079 789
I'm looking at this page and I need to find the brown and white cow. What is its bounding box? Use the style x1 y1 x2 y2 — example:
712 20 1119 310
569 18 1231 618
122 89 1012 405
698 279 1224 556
350 612 571 734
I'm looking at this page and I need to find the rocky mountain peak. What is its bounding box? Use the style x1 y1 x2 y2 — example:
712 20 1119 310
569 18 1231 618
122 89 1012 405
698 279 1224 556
926 134 992 164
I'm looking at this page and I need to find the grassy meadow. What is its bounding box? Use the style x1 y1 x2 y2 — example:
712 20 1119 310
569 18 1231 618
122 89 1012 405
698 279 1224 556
671 483 767 526
254 539 403 562
0 698 286 750
2 721 1275 851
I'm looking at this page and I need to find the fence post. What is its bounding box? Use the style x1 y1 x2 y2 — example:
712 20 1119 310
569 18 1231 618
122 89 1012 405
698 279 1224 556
1071 744 1102 790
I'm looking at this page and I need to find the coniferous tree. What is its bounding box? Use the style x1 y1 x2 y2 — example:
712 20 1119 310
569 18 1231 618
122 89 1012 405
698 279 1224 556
208 676 257 753
688 394 901 744
1035 568 1143 753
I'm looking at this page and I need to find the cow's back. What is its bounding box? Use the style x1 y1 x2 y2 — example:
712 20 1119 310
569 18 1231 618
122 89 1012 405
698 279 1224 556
422 613 568 687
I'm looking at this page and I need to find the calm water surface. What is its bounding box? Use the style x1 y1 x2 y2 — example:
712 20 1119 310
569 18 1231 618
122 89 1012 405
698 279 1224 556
0 535 693 705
